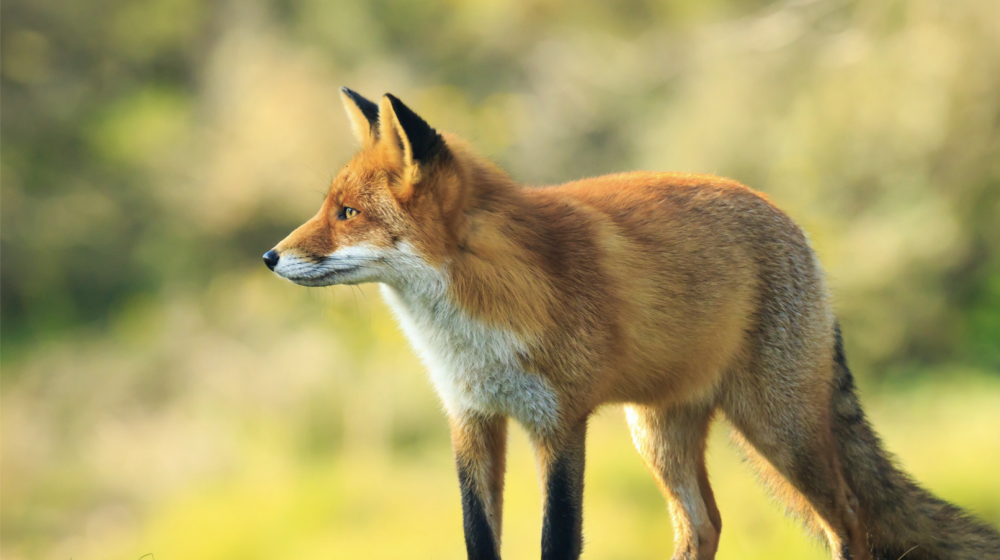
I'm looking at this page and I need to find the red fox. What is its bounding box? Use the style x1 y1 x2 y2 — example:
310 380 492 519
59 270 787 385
264 88 1000 560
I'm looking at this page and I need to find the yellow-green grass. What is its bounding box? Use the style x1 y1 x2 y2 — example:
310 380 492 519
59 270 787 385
71 383 999 560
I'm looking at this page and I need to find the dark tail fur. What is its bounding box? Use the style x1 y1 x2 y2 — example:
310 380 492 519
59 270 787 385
831 323 1000 560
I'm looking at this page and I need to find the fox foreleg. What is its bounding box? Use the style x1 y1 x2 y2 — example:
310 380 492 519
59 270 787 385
533 418 588 560
451 413 508 560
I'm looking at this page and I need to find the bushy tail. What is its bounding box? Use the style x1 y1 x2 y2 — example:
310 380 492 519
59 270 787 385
830 323 1000 560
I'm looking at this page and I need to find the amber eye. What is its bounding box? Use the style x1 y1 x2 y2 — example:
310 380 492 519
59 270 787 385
341 207 359 220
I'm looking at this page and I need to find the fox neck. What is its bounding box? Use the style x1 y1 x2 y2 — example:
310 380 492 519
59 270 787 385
397 175 554 336
374 155 563 431
377 232 561 433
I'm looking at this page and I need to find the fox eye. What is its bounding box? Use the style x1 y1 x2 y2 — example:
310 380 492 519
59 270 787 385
340 207 359 220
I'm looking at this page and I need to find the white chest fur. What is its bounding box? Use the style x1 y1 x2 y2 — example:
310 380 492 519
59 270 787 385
380 280 559 434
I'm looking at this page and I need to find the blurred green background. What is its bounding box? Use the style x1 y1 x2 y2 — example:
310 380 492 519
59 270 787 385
2 0 999 558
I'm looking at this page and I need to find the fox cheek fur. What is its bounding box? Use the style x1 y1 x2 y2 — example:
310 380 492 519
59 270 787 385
265 87 1000 560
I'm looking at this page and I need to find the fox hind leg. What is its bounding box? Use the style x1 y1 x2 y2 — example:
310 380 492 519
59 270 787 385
626 401 722 560
721 379 869 560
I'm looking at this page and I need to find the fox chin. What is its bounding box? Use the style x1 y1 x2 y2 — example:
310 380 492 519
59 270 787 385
264 86 1000 560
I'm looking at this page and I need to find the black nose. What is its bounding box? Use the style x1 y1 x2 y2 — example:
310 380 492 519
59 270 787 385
263 250 279 271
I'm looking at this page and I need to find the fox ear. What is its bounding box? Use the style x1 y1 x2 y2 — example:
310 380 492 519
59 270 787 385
379 93 445 195
340 87 380 146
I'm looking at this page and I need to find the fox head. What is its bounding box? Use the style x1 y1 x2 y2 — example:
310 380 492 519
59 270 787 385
264 88 476 288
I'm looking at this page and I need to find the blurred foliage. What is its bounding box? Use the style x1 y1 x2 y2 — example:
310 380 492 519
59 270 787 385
1 0 999 558
3 0 999 372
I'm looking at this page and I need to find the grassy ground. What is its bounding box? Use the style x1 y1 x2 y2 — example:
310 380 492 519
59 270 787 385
50 380 998 560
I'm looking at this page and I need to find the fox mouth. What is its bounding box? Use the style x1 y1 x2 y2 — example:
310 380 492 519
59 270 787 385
269 247 388 286
284 265 365 287
270 254 372 286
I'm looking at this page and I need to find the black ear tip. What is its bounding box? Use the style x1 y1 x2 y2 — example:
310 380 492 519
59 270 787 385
342 88 380 127
382 93 443 163
385 94 419 122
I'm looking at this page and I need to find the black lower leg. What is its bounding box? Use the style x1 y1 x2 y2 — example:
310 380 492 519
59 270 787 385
541 457 583 558
539 422 587 560
457 460 501 560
